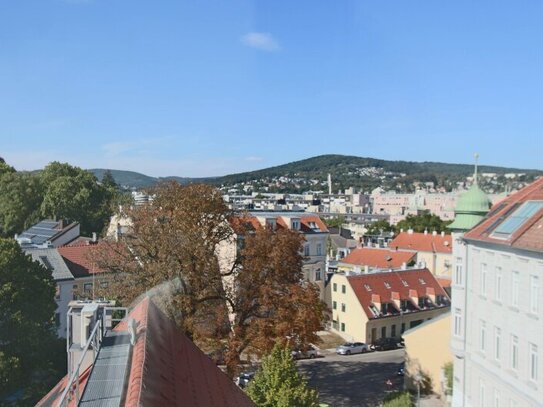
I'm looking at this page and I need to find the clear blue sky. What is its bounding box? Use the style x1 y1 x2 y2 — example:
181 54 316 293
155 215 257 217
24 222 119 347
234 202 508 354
1 0 542 177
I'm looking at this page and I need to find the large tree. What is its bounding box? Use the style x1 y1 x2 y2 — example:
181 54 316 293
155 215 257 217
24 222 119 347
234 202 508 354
95 182 325 376
40 162 115 235
395 211 451 234
0 238 64 403
0 172 44 237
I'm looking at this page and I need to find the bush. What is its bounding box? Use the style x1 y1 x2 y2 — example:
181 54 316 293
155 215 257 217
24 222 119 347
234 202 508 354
383 391 413 407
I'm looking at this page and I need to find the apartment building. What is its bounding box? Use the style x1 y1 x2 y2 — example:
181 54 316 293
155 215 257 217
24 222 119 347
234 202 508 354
328 267 450 344
389 230 453 277
450 177 543 407
337 247 416 273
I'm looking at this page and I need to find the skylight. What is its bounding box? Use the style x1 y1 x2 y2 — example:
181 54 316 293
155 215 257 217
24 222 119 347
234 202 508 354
493 201 543 238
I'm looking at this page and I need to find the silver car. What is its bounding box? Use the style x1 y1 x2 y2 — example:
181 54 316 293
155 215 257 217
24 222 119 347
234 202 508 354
291 345 320 360
336 342 369 355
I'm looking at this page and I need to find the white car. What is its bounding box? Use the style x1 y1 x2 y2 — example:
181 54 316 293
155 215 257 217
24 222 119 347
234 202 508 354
291 345 320 360
335 342 370 355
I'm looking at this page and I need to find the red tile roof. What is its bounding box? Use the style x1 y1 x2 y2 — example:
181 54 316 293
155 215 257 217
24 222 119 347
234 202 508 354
389 232 452 254
39 297 255 407
346 269 449 319
464 177 543 253
231 213 329 233
57 244 105 277
340 248 415 269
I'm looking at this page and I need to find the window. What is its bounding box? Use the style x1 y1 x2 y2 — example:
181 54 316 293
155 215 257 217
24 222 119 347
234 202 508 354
315 270 321 281
401 322 406 333
341 322 345 332
480 321 486 353
341 284 346 294
391 324 396 337
55 285 61 301
316 243 322 256
333 283 337 292
100 281 109 289
332 320 339 330
495 327 501 361
512 271 519 307
55 313 60 327
381 326 386 338
333 301 337 310
479 380 485 407
454 308 462 337
455 260 463 285
511 335 519 370
495 267 502 301
530 343 538 382
304 244 310 256
292 220 300 230
481 263 487 296
341 303 346 312
83 283 93 293
530 275 539 314
493 201 543 238
494 389 500 407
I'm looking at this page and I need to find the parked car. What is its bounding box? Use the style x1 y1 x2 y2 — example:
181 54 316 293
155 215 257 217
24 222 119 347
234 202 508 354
291 345 320 360
336 342 370 355
397 363 405 376
236 371 256 389
371 337 399 351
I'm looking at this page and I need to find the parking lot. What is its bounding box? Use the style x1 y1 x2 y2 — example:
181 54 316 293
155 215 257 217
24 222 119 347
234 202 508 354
297 348 405 407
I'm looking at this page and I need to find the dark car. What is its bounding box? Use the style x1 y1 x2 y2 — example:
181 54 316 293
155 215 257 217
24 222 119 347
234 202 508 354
371 337 399 351
236 371 256 389
397 363 405 376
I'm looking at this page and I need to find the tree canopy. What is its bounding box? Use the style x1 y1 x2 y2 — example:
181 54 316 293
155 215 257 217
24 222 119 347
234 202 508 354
0 238 64 403
246 344 319 407
95 182 325 377
395 211 452 234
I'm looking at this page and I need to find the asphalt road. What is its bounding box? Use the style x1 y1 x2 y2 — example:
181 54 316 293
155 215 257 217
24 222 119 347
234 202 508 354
297 348 405 407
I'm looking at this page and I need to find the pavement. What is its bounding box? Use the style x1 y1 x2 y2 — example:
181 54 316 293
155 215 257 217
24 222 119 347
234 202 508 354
296 347 405 407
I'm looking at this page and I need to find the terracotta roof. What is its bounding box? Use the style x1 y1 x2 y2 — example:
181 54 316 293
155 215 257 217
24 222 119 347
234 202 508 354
57 244 106 277
299 215 329 233
346 269 449 319
39 297 255 407
464 177 543 253
233 213 329 234
340 248 415 268
389 232 452 254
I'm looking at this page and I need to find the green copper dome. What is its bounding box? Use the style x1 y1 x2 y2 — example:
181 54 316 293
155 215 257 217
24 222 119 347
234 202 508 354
449 155 491 232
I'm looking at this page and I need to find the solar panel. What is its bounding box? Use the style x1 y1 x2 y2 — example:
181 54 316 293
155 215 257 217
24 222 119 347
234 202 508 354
493 201 543 237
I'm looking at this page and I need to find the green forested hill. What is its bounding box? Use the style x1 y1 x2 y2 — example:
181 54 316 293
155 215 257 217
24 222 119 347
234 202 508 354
89 155 542 192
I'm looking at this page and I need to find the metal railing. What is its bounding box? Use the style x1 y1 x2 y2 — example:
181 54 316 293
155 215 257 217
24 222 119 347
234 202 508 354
57 318 104 407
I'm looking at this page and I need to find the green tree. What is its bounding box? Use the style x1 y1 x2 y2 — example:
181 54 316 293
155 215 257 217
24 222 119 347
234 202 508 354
322 216 345 229
101 170 118 189
0 238 64 403
0 172 44 237
365 219 394 236
40 162 115 235
443 362 453 396
383 391 413 407
395 211 451 234
246 344 319 407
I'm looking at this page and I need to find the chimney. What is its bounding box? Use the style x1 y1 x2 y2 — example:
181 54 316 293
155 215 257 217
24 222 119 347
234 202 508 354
424 229 428 235
59 219 64 229
364 265 370 274
432 231 437 236
401 262 407 270
400 228 404 233
116 223 122 242
14 233 18 240
92 232 97 243
408 229 414 235
441 231 445 237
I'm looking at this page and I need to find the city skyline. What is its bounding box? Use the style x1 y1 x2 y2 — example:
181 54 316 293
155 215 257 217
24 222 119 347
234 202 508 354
2 1 543 176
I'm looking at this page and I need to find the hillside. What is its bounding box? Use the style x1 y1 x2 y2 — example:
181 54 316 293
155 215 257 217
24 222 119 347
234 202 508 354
89 155 542 193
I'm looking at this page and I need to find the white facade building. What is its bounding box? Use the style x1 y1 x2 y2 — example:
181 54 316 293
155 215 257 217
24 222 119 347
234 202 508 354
450 178 543 406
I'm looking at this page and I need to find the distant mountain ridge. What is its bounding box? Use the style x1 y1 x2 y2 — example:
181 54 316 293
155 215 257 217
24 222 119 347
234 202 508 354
89 154 542 192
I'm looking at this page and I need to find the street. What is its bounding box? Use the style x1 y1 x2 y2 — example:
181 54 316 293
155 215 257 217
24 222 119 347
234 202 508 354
297 348 405 407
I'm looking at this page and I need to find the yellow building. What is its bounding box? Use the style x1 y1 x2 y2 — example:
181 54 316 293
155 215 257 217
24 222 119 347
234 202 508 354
327 268 450 344
403 313 453 399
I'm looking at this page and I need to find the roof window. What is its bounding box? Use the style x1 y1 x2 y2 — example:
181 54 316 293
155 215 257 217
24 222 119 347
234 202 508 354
492 201 543 238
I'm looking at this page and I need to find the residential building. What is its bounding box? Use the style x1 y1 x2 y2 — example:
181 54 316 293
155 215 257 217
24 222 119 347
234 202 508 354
336 247 416 273
403 313 453 399
388 230 453 277
450 175 543 407
38 296 255 407
16 219 80 249
328 268 450 344
218 211 329 298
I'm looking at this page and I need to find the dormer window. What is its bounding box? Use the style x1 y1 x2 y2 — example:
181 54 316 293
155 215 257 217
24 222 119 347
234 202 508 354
265 218 277 230
291 219 300 230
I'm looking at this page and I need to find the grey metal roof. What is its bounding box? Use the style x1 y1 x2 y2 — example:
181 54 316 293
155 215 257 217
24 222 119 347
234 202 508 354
19 219 62 245
26 248 74 281
79 331 131 407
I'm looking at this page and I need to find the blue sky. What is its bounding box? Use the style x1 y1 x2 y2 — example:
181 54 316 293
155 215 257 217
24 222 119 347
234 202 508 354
1 1 542 177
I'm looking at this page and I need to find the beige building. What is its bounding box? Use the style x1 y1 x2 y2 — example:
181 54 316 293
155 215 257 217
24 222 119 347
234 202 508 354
388 230 453 278
403 313 453 399
327 268 450 344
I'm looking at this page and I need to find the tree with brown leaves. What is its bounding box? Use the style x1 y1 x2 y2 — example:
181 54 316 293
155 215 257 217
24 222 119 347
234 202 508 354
95 182 325 376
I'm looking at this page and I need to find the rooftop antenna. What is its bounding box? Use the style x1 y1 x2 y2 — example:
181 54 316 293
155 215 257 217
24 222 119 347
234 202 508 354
474 153 479 185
